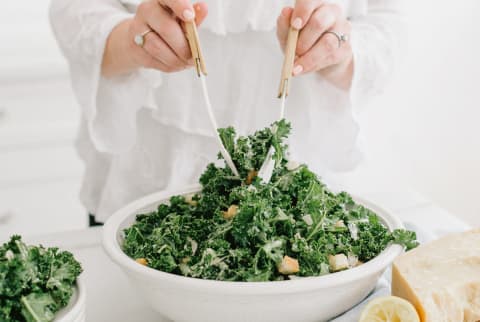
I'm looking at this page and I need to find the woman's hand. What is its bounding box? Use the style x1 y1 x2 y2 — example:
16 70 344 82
277 0 354 90
102 0 208 77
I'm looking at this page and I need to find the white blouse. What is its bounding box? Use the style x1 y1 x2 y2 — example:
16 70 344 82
49 0 405 221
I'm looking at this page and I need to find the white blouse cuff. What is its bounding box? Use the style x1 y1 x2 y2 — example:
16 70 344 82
72 12 155 155
348 13 404 111
349 23 385 110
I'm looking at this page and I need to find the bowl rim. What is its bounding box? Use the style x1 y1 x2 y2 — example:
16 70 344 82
103 184 404 294
55 275 86 321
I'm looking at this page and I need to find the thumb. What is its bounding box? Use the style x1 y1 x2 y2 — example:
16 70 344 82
193 2 208 26
158 0 195 21
277 7 294 50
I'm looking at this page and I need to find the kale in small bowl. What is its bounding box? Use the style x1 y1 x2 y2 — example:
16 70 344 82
0 236 83 322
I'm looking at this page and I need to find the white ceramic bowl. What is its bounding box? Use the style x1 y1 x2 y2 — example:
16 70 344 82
103 185 404 322
55 277 87 322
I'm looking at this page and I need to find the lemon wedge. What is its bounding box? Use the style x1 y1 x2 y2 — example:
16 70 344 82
359 296 420 322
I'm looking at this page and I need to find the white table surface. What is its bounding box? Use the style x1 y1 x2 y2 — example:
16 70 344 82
26 189 471 322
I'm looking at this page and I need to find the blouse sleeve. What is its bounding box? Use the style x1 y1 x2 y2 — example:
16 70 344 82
49 0 155 154
348 0 406 109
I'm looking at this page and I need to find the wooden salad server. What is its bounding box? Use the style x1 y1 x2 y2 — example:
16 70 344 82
257 22 300 183
184 21 240 177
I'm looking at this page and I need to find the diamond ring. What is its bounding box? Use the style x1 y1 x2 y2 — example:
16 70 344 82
134 29 153 47
322 31 349 48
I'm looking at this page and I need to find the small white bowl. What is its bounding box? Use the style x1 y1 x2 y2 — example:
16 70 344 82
55 277 87 322
103 185 404 322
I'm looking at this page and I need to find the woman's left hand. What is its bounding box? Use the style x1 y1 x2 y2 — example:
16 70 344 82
277 0 354 90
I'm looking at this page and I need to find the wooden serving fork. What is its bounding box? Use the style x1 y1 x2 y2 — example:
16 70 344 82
257 24 300 183
184 21 240 177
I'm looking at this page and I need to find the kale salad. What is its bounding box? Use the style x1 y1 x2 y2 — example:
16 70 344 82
0 236 82 322
123 120 417 282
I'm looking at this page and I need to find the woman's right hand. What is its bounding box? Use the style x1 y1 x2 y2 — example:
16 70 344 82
102 0 208 77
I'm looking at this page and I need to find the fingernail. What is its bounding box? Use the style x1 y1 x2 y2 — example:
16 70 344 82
293 65 303 76
183 9 195 21
292 17 302 29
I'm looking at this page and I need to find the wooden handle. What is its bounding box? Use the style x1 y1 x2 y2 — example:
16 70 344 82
278 27 299 98
184 21 207 76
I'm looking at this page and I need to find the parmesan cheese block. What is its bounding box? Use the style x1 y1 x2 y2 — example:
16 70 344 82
392 229 480 322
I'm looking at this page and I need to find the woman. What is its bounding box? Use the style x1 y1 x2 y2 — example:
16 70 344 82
49 0 404 225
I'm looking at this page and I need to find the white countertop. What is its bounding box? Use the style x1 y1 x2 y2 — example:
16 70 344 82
26 189 471 322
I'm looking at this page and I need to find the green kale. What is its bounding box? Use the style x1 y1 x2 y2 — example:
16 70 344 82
123 120 418 281
217 119 291 177
0 236 82 322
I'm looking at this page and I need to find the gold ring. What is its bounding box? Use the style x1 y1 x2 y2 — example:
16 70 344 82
134 29 153 47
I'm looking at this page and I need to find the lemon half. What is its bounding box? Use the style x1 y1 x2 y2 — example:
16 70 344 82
359 296 420 322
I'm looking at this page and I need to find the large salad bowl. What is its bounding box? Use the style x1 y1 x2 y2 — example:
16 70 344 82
103 185 404 322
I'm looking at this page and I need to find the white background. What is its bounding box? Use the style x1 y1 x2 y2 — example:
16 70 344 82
0 0 478 239
361 0 480 226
